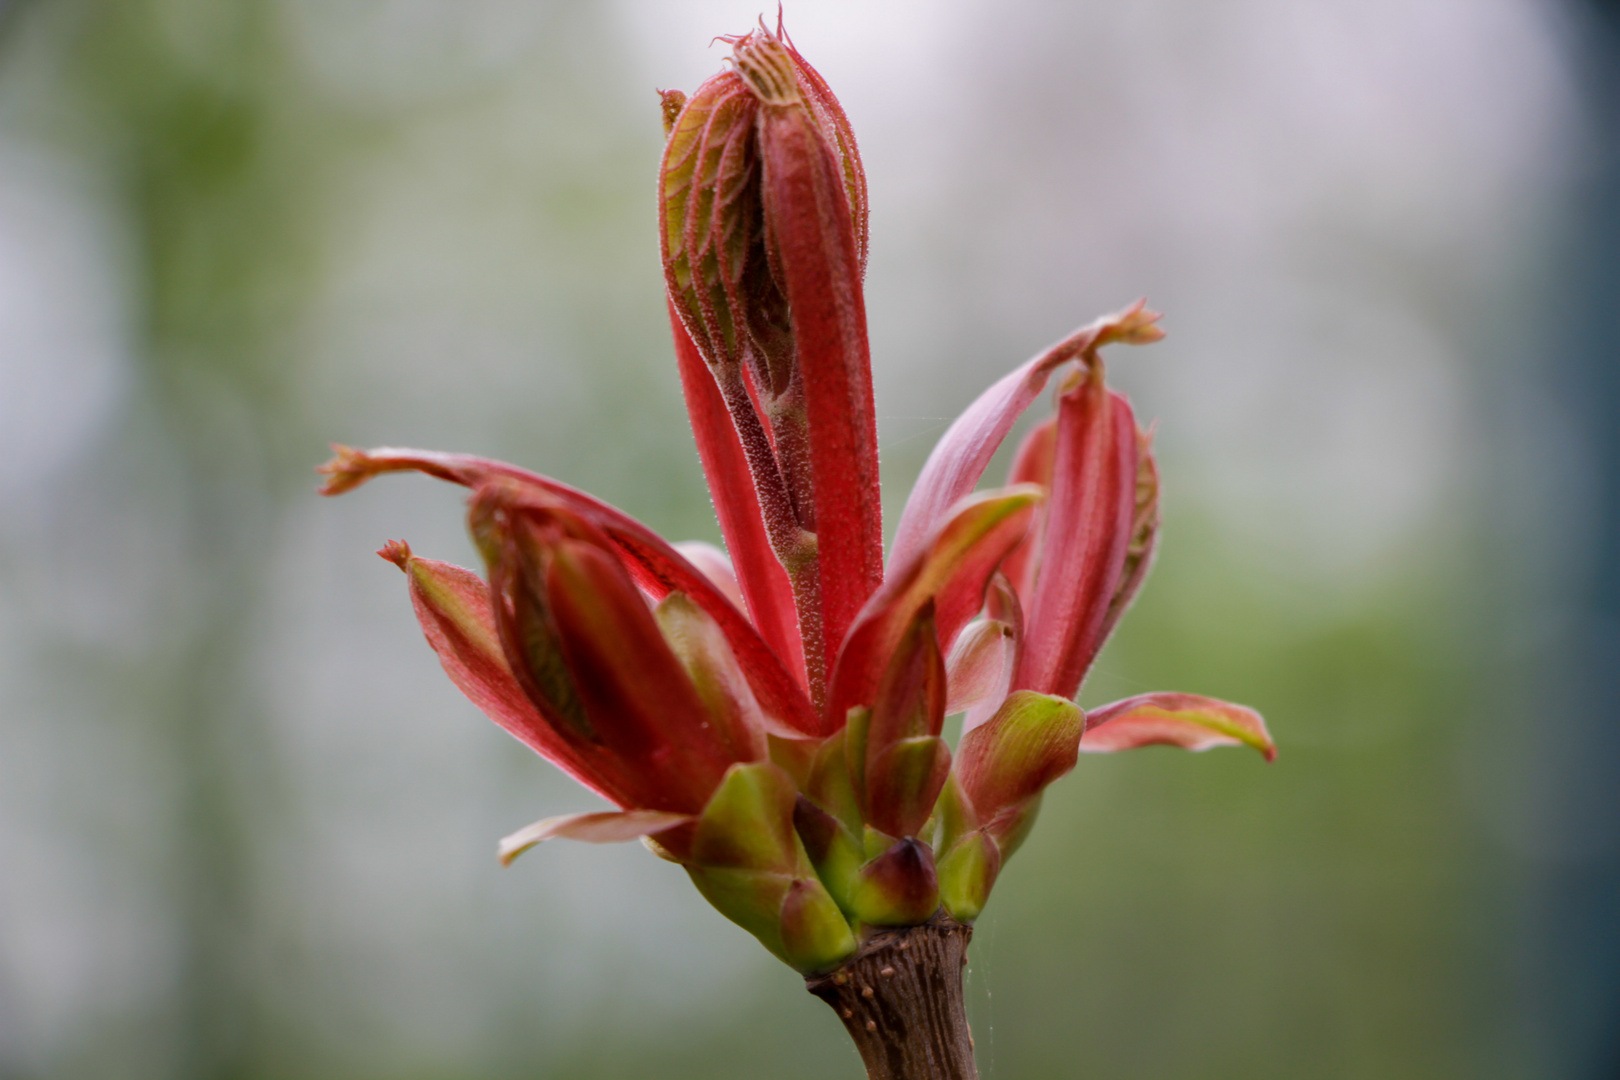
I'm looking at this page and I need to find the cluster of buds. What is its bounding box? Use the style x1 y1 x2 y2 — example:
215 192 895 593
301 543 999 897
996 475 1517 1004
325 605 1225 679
320 21 1271 978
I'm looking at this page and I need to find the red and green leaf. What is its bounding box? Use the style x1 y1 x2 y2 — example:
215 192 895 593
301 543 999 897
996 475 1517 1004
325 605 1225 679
1082 693 1275 760
848 838 940 927
654 592 770 763
827 487 1039 729
318 446 820 736
955 690 1085 827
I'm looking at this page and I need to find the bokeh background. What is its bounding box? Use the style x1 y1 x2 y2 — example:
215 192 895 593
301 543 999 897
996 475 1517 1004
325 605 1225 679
1 0 1616 1077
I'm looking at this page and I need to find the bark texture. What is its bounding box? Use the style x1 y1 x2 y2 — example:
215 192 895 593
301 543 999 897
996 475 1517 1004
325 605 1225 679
805 914 976 1080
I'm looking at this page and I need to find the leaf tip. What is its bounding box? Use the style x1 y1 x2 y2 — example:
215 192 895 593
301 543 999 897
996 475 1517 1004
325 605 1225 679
1111 299 1166 345
496 835 536 868
377 539 413 571
317 444 376 496
658 88 687 137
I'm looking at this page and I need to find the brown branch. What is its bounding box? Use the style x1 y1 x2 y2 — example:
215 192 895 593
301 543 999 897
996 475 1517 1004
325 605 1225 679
805 914 977 1080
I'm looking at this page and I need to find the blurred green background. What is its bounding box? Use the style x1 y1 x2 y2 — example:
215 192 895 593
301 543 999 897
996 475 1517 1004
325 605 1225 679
2 1 1615 1077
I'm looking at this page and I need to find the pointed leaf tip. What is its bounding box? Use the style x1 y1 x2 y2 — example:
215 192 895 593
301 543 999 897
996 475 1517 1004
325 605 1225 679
378 540 412 570
1083 693 1275 761
658 88 687 137
396 551 634 807
319 445 819 738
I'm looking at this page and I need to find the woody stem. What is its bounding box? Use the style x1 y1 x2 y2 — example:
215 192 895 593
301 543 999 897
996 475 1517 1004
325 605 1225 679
804 915 978 1080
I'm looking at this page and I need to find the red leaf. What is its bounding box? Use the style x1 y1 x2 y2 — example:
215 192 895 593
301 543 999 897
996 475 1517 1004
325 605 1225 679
319 447 821 736
757 99 884 671
1014 372 1139 700
542 534 738 814
670 312 806 685
382 542 629 807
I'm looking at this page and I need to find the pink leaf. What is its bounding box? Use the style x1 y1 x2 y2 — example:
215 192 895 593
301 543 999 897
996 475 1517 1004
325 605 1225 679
1094 427 1161 653
671 540 747 614
889 302 1163 574
997 417 1057 601
945 615 1016 733
498 810 692 866
1083 693 1276 761
944 617 1009 715
951 574 1025 736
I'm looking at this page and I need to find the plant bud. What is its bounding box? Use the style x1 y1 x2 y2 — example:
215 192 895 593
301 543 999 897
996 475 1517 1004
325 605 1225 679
793 795 862 910
778 877 858 972
849 838 940 927
937 830 1002 922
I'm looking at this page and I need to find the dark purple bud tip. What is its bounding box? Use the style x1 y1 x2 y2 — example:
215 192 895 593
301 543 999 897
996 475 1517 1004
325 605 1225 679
849 837 940 927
